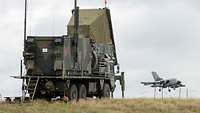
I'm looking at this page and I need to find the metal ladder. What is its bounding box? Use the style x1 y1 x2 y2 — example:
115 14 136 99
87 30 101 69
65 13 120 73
27 77 39 100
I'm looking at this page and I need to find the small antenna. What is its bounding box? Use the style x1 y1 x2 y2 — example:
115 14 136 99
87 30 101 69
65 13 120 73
24 0 27 51
104 0 107 7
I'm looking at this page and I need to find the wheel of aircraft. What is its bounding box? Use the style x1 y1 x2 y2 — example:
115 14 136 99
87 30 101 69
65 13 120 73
168 89 171 92
159 89 161 92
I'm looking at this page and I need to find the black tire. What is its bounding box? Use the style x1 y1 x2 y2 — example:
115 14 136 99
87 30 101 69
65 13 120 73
79 84 87 99
102 83 111 98
69 84 78 101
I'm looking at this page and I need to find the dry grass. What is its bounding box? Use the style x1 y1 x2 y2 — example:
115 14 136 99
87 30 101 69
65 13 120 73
0 99 200 113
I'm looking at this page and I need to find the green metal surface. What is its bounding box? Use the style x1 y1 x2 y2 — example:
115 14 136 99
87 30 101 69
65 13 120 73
15 2 125 100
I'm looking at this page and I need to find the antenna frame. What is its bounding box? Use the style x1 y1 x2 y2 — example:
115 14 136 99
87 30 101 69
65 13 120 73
24 0 27 51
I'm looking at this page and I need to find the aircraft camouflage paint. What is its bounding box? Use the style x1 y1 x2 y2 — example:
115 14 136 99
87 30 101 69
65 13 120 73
141 72 186 92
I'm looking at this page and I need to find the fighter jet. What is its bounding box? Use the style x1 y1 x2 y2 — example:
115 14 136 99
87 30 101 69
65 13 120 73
141 72 186 92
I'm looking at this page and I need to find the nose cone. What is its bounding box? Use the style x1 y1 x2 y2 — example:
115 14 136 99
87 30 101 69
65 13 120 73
177 81 181 84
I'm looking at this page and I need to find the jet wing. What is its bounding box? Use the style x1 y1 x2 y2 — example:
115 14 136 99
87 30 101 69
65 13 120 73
141 81 162 86
167 83 186 90
150 84 163 87
169 84 186 88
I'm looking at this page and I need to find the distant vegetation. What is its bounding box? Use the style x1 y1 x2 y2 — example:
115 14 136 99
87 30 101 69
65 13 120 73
0 99 200 113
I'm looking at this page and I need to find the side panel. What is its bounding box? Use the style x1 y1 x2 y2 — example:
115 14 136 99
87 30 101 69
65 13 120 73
63 37 92 75
54 39 64 72
78 38 92 73
35 40 55 75
63 37 74 71
24 36 63 75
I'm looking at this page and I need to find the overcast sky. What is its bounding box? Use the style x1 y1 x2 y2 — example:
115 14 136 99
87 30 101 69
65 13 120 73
0 0 200 99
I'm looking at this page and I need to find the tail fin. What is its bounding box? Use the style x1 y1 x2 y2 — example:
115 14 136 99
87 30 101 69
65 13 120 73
152 72 163 81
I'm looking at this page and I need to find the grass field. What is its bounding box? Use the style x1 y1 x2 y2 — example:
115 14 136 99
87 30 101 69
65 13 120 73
0 99 200 113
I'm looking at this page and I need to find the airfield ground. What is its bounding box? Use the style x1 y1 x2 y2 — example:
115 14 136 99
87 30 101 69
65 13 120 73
0 99 199 113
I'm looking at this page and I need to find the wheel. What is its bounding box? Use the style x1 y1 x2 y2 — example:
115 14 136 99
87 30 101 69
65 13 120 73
69 84 78 101
79 84 87 99
102 83 111 98
168 89 171 92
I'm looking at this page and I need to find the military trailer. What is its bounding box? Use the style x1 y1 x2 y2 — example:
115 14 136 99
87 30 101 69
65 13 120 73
13 1 125 101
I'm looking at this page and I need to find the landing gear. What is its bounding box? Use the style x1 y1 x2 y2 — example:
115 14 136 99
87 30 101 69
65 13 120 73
78 84 87 99
102 83 111 98
168 89 171 92
69 84 78 101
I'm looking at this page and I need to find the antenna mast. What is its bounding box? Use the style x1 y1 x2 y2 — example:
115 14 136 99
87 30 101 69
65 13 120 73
73 0 79 64
24 0 27 51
